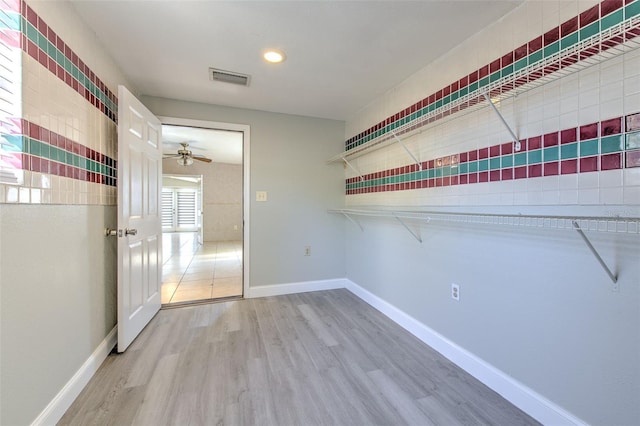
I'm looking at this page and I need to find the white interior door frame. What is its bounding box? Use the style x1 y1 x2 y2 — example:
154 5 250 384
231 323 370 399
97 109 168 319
158 116 250 297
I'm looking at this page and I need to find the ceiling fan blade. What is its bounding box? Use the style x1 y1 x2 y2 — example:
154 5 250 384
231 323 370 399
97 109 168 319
162 154 182 159
193 156 212 163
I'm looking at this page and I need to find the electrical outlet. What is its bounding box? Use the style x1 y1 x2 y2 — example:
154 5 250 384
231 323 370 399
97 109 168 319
451 283 460 301
256 191 268 202
304 246 311 256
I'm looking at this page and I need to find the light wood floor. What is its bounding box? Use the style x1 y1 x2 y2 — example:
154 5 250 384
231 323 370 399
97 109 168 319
162 232 242 304
60 289 539 426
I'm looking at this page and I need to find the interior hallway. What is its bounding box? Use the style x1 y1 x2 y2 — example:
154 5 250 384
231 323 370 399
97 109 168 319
161 232 243 304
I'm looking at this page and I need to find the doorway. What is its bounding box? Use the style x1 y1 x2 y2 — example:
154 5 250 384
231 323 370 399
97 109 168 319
158 117 249 305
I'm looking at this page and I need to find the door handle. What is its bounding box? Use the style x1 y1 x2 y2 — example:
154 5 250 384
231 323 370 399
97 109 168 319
125 228 138 236
105 228 120 237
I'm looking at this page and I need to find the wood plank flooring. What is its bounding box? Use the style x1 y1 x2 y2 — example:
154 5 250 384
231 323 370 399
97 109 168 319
59 289 540 426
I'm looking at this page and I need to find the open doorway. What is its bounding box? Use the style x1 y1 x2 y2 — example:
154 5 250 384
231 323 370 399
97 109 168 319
159 121 246 305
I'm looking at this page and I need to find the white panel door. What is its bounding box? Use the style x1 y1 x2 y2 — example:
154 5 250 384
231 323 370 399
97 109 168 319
117 86 162 352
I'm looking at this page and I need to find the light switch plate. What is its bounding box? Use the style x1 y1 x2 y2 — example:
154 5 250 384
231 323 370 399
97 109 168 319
256 191 268 202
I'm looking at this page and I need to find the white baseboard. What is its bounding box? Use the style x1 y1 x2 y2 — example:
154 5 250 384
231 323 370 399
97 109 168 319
246 278 348 299
31 326 117 426
344 279 586 426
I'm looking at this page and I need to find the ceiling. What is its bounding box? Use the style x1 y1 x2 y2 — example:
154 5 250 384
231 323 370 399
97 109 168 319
162 125 243 165
69 0 524 161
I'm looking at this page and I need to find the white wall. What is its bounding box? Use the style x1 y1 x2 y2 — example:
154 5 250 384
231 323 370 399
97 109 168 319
142 96 347 289
343 1 640 424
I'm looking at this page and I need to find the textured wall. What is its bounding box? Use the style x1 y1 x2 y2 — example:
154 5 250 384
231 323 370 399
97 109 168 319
163 161 243 242
201 162 242 242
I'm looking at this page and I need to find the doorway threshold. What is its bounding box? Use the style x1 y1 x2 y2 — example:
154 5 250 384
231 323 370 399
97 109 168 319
161 295 243 310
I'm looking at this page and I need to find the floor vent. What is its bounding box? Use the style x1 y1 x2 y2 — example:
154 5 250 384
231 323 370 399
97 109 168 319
209 68 251 86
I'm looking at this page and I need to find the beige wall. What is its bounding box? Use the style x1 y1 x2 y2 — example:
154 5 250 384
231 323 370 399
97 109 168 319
163 161 243 242
202 162 242 242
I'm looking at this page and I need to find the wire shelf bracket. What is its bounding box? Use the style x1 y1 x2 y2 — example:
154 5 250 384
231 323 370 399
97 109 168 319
482 91 521 151
393 213 422 243
390 131 422 170
340 211 364 231
572 220 618 287
342 157 364 182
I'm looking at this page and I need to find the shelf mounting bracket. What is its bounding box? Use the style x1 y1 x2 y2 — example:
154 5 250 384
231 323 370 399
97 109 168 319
393 213 422 243
572 220 618 286
482 92 521 151
341 211 364 231
342 157 364 182
390 131 422 170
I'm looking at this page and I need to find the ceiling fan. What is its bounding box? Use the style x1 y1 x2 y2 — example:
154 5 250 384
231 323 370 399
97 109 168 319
163 142 212 166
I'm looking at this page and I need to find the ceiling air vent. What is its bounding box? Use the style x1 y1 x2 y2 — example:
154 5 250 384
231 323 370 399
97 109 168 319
209 68 251 86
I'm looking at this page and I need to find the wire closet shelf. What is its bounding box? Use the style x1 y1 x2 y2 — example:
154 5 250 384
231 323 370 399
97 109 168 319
329 208 640 234
329 208 640 285
329 14 640 164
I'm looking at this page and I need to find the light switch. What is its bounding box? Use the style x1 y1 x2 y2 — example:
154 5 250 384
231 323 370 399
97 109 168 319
256 191 268 202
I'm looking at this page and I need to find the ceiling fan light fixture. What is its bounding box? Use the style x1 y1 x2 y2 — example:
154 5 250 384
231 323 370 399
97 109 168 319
263 49 286 64
177 157 194 166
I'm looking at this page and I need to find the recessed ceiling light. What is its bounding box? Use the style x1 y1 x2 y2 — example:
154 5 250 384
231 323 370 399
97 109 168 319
263 49 286 64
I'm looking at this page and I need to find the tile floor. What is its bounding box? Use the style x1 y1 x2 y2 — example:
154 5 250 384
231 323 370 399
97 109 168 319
161 232 243 304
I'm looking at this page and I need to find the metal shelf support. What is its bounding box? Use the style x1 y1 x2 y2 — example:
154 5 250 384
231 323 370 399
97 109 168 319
390 131 422 170
341 211 364 231
572 220 618 285
482 92 521 151
342 157 364 182
393 213 422 243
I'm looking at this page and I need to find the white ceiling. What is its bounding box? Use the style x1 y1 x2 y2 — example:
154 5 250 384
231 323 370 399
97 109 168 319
70 0 524 160
162 125 243 165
